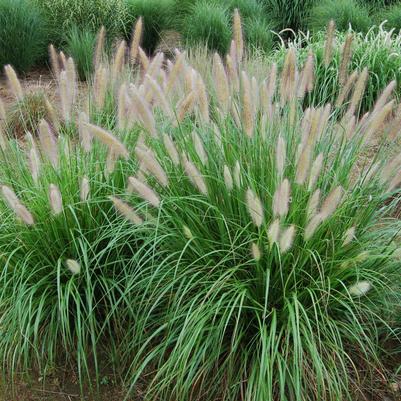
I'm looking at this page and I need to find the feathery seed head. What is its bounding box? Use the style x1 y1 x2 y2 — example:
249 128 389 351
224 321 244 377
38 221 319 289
268 218 280 246
128 176 161 207
80 177 90 202
308 153 324 191
39 119 59 169
66 259 81 275
110 195 144 225
251 242 262 261
233 9 244 63
304 213 323 240
183 158 208 196
320 186 343 220
49 184 63 215
348 281 371 297
343 226 356 246
223 165 233 191
273 179 290 218
5 65 23 100
246 188 264 227
130 17 143 64
279 225 296 253
163 135 180 166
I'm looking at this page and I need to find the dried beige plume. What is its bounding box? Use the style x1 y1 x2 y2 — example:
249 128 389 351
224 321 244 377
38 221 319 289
146 52 164 78
279 225 296 253
346 68 368 117
59 71 71 122
66 57 77 104
246 188 264 227
388 170 401 192
118 83 128 130
324 20 336 67
5 65 23 100
372 80 396 115
78 112 92 152
320 186 343 219
316 103 331 141
130 17 143 64
39 119 59 169
166 51 185 94
0 97 6 122
85 123 129 159
265 63 277 119
213 53 230 112
163 135 180 166
128 176 161 207
192 131 208 165
28 146 41 184
348 281 371 297
241 71 254 137
339 33 353 86
308 153 324 191
251 242 262 261
80 176 90 202
304 213 323 240
344 115 356 140
138 47 150 71
234 161 241 188
335 69 358 108
195 74 210 123
231 102 241 129
59 51 67 70
343 226 356 246
145 74 173 118
135 146 168 187
49 184 63 215
223 165 234 192
273 179 291 218
280 47 297 105
268 218 280 246
297 51 314 99
94 26 106 69
226 53 239 92
183 158 208 196
295 145 311 185
381 152 401 183
110 195 143 225
94 64 108 110
112 40 127 83
131 89 157 137
363 100 394 145
307 189 321 219
251 76 259 114
1 185 34 225
44 97 60 133
66 259 81 275
233 9 244 63
176 91 196 125
276 136 286 178
49 44 60 77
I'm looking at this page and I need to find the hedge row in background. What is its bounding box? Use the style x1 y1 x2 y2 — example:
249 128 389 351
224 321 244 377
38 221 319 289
2 0 401 74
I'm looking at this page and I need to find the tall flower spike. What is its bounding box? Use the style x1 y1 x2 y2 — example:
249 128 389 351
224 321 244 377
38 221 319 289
280 47 297 105
94 64 108 110
145 74 173 118
348 281 371 297
112 40 126 84
110 196 144 225
0 97 6 122
183 158 208 196
192 131 208 165
49 184 63 215
1 185 34 225
80 176 90 201
94 26 106 69
59 71 71 122
279 225 296 253
273 179 291 218
135 146 168 187
246 188 264 227
233 9 244 63
49 44 60 77
295 145 311 185
251 243 262 261
131 90 157 137
339 33 353 86
5 65 23 101
78 112 92 152
223 165 233 192
166 51 185 94
130 17 143 64
335 70 358 108
213 53 230 113
128 176 161 207
39 119 58 169
234 161 241 188
343 226 356 246
138 47 150 71
176 91 196 125
196 74 210 123
163 135 180 166
304 214 323 240
276 136 286 178
324 20 336 67
241 71 254 137
320 186 343 219
66 57 77 104
268 218 280 246
44 97 60 133
308 153 324 191
307 189 321 219
85 123 129 159
346 68 368 117
28 145 41 184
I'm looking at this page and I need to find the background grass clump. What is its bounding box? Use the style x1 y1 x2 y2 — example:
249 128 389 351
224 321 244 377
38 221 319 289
0 0 48 73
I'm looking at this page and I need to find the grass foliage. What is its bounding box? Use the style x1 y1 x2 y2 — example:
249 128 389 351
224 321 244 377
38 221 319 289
309 0 372 33
0 0 47 72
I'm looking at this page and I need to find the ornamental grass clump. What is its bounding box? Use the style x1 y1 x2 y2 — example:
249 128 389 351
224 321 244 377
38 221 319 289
0 12 400 401
88 16 399 400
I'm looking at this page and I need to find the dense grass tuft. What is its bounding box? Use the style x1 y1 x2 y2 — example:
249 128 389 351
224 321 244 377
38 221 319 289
0 0 48 72
309 0 372 33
